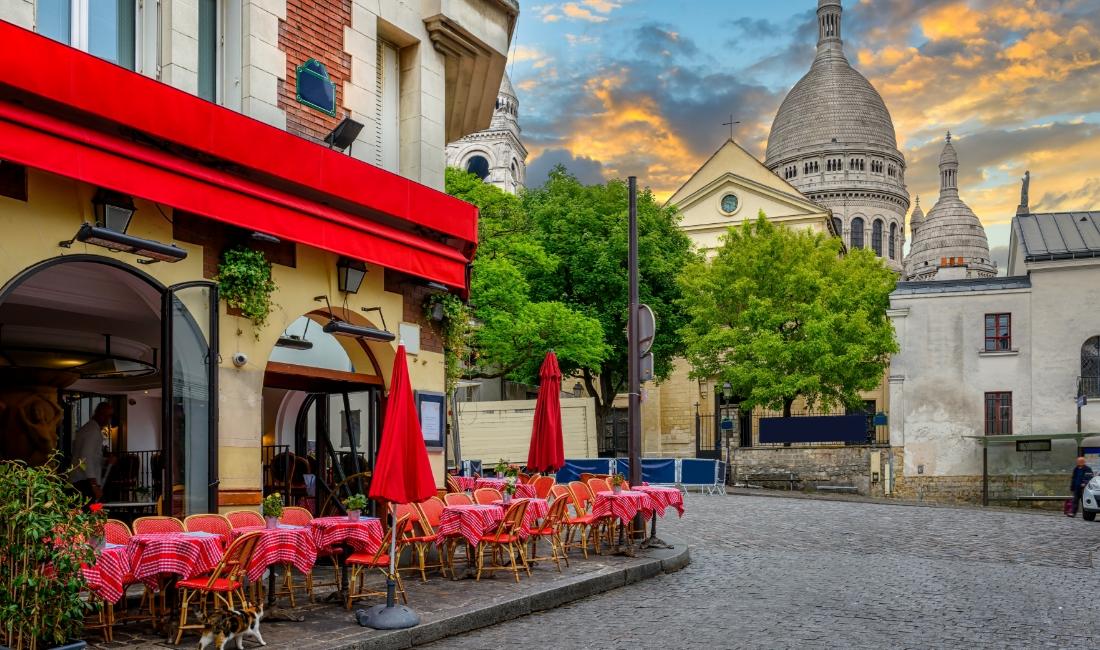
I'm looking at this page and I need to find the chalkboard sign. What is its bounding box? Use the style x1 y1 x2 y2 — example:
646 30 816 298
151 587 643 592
296 59 336 116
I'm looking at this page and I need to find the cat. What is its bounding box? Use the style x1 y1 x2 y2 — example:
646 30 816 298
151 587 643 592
197 603 265 650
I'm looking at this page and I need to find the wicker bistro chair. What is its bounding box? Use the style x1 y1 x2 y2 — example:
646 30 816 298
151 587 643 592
564 481 606 558
526 496 571 572
473 487 502 505
225 509 264 528
445 474 463 494
173 531 262 645
104 519 132 545
549 484 571 503
444 492 473 506
345 514 411 609
277 506 342 602
279 506 313 526
133 516 184 535
183 514 233 543
586 477 612 496
405 498 449 582
532 476 556 500
475 500 530 583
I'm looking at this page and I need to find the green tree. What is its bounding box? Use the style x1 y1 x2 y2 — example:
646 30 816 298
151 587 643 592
523 167 697 421
678 213 897 416
442 167 608 387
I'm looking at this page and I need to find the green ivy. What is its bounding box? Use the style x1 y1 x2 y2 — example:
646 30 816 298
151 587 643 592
423 292 471 395
0 455 101 649
217 247 277 336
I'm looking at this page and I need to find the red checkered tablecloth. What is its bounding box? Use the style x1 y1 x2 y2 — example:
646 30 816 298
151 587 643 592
635 486 685 518
474 478 537 499
453 476 477 491
437 504 504 547
592 490 657 524
127 533 225 587
82 545 131 603
492 498 549 537
231 525 318 582
309 516 384 553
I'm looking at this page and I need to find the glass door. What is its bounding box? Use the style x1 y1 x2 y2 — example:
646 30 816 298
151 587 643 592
298 389 378 516
161 281 218 516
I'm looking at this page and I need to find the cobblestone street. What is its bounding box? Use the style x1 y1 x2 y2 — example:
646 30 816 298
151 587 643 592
425 494 1100 649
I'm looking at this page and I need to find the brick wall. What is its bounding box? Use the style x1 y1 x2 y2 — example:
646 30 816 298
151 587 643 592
278 0 353 143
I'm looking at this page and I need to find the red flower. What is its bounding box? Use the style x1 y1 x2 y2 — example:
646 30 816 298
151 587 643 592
89 503 104 513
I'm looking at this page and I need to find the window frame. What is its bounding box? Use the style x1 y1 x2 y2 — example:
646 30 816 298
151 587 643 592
850 217 865 249
984 313 1011 351
871 219 883 256
889 222 897 259
984 391 1012 435
37 0 138 70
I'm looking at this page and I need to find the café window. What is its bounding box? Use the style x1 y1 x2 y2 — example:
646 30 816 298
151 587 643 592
985 392 1012 435
36 0 137 70
984 313 1011 351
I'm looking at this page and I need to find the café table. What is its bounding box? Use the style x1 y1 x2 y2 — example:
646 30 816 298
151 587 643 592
127 532 225 587
592 490 659 552
230 524 317 605
309 516 384 553
491 497 549 537
453 476 477 491
437 504 504 579
634 485 685 548
82 543 131 604
475 478 537 499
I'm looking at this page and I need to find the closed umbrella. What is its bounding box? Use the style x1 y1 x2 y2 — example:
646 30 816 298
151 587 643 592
527 351 565 473
358 344 436 630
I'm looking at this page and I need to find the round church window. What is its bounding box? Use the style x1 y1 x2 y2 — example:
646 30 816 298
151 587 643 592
720 193 740 215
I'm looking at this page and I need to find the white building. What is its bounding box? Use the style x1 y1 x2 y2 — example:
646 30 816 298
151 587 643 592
446 73 527 194
889 184 1100 503
764 0 910 273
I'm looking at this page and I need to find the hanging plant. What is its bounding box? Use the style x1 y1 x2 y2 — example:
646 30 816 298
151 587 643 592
217 247 277 337
423 292 471 395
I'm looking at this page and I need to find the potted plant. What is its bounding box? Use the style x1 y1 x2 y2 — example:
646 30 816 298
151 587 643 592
0 455 101 650
502 476 518 504
493 458 510 478
343 493 367 521
262 492 284 529
610 474 626 495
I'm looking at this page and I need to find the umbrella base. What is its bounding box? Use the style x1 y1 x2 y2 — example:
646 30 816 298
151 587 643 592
356 604 421 630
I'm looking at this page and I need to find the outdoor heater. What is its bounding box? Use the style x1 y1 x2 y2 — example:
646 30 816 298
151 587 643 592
60 223 187 263
91 188 136 233
323 319 395 342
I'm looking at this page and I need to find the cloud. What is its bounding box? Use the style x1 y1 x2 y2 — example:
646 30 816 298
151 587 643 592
583 0 620 12
634 23 698 57
724 17 782 41
511 45 545 63
562 2 608 23
527 148 606 187
565 33 599 46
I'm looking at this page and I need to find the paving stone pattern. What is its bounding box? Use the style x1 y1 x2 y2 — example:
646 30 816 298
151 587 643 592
426 494 1100 649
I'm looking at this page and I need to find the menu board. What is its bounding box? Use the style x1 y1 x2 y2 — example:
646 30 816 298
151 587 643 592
415 391 446 448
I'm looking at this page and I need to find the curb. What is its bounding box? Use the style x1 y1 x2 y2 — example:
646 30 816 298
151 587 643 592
330 540 691 649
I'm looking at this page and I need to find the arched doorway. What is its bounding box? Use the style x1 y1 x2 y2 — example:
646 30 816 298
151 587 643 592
0 255 218 517
262 312 387 516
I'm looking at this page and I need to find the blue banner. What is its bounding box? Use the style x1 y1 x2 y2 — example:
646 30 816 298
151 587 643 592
759 415 867 444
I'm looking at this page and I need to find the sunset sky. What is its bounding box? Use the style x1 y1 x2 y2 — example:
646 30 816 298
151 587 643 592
508 0 1100 258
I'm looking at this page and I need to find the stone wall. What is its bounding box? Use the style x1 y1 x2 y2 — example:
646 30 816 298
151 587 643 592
731 445 889 496
887 448 1067 509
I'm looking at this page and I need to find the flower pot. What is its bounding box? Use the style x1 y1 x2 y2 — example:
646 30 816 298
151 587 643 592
502 493 512 504
612 485 622 495
348 509 361 522
265 516 279 530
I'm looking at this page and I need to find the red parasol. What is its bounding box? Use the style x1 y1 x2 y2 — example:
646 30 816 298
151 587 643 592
370 344 437 505
527 351 565 473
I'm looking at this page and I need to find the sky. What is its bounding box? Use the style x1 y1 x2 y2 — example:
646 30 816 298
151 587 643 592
506 0 1100 256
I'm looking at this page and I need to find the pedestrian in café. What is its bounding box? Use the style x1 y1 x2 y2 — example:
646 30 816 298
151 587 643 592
71 402 113 506
1069 456 1094 518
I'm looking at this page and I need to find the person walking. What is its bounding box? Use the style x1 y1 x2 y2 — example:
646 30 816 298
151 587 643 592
1069 456 1094 518
71 402 113 506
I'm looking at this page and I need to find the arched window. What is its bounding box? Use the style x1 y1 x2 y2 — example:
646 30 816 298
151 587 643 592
889 222 898 259
850 217 865 249
871 219 883 255
1083 337 1100 397
466 155 490 180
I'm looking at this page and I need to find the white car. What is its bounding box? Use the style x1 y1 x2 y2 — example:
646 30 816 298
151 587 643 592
1081 476 1100 520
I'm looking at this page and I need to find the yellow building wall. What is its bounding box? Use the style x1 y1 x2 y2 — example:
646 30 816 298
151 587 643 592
0 169 449 506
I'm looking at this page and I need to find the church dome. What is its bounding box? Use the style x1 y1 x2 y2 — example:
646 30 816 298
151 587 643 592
765 57 897 164
905 134 996 280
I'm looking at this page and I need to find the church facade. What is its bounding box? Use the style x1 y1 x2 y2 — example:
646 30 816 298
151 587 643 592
445 74 528 195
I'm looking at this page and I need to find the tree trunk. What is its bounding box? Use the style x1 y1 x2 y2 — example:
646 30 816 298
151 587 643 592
783 398 794 418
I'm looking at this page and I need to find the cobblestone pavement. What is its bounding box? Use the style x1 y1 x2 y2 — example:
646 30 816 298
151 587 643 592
424 494 1100 649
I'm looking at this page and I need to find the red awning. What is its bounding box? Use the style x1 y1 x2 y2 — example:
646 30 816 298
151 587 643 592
0 21 476 292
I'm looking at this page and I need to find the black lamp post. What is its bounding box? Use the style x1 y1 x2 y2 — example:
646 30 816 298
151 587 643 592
92 189 136 233
337 257 367 294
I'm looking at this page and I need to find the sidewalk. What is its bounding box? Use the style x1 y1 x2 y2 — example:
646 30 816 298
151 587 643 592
87 538 689 650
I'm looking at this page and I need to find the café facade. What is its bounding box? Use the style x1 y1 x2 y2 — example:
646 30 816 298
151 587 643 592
0 3 516 517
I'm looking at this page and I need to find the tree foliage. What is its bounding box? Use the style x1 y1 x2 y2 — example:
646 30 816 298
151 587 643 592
443 167 608 387
678 213 898 416
523 167 697 418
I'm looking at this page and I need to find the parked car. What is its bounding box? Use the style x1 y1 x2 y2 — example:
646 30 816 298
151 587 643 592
1081 476 1100 521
